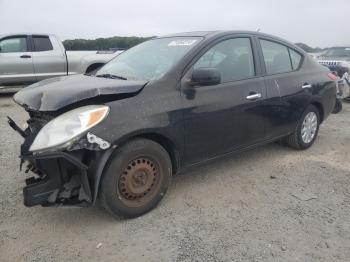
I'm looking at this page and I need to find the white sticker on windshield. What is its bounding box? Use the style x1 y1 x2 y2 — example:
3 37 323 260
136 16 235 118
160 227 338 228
168 39 198 46
346 48 350 50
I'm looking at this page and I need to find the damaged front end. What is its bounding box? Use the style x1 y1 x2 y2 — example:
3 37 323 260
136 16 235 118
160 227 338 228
8 107 114 208
8 74 147 208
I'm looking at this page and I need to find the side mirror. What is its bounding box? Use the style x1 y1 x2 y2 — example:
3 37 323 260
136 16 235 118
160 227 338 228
190 67 221 87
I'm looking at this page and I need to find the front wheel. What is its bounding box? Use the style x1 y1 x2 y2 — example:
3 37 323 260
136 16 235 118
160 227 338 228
285 104 320 150
100 139 172 218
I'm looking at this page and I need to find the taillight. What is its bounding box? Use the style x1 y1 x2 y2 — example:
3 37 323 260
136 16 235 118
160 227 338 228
327 72 337 81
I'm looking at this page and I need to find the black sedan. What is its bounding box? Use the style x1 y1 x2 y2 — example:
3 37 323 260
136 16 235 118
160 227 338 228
9 31 336 218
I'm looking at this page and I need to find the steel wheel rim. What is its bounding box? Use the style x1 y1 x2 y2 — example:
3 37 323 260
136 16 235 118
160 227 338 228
117 157 161 207
301 112 317 144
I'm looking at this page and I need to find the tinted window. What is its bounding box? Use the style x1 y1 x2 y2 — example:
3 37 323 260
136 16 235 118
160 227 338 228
0 37 27 53
194 38 255 82
289 49 302 70
260 40 292 74
33 36 53 51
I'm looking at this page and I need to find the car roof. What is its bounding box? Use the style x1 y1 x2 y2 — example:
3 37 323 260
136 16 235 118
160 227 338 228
328 46 350 49
160 31 216 37
0 33 56 38
159 30 304 53
162 30 280 37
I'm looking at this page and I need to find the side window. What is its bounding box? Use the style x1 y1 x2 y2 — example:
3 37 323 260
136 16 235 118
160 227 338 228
0 37 27 53
260 40 292 74
33 36 53 52
194 38 255 82
289 49 302 70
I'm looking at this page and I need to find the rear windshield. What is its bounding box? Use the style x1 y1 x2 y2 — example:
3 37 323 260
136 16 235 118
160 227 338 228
97 37 202 81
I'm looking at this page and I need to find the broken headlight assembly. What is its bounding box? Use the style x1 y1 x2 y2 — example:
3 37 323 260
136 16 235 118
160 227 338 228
29 105 109 152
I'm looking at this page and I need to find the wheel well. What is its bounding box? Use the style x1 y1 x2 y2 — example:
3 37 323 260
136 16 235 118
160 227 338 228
311 102 324 123
120 133 180 174
85 63 105 74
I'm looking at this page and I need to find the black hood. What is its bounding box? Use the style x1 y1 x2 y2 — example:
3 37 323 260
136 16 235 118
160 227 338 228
14 74 148 112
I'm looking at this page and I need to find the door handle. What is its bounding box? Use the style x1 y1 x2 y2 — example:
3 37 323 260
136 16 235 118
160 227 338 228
20 55 31 59
301 83 312 89
246 93 262 100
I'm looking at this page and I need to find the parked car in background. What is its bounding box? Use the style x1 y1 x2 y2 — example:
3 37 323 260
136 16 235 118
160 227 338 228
318 47 350 102
9 31 336 218
0 33 122 89
318 47 350 77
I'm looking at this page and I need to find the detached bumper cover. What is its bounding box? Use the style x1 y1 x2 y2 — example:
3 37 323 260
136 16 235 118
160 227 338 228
22 152 91 207
20 147 114 208
8 113 114 208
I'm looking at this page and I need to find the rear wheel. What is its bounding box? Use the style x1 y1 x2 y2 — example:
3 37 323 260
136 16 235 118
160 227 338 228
100 139 172 218
285 104 320 150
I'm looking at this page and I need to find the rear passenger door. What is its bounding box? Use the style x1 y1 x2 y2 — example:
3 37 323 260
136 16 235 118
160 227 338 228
30 35 66 81
0 35 35 85
258 38 309 138
181 36 267 164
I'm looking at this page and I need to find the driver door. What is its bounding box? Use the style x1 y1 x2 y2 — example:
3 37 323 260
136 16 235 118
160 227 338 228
181 36 266 164
0 35 35 85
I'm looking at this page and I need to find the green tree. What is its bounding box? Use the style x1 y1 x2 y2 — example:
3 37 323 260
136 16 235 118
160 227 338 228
63 36 154 50
295 43 323 53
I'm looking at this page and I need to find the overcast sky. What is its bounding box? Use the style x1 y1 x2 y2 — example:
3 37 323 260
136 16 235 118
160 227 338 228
0 0 348 47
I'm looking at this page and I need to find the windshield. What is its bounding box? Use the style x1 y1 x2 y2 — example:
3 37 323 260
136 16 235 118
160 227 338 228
323 47 350 57
96 37 202 81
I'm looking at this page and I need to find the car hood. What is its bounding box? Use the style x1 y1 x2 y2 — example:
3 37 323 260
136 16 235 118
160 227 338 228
14 74 148 112
318 56 350 62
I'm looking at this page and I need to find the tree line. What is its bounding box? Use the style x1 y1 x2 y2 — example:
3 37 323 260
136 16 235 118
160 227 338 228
63 36 324 53
295 43 324 53
63 36 153 51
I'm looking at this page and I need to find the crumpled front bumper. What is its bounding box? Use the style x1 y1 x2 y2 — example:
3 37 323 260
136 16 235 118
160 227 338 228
22 151 91 207
21 147 114 207
8 116 114 207
20 144 114 207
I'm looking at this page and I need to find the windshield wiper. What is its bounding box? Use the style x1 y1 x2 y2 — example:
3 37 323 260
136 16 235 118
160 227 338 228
96 74 127 80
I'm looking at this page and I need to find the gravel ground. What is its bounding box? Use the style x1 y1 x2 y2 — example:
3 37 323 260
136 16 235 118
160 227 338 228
0 95 349 262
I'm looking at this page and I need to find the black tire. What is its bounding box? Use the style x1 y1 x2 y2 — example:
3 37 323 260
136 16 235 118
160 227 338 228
332 99 342 114
100 138 172 218
285 104 320 150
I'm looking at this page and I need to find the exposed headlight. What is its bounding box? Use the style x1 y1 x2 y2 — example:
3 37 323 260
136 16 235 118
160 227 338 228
30 105 109 152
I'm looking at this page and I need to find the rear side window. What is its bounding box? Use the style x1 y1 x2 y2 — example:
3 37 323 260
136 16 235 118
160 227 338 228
33 36 53 52
260 40 292 75
289 49 302 70
0 37 27 53
194 38 255 82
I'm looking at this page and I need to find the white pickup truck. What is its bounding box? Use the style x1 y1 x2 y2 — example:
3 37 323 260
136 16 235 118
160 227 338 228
0 33 122 89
